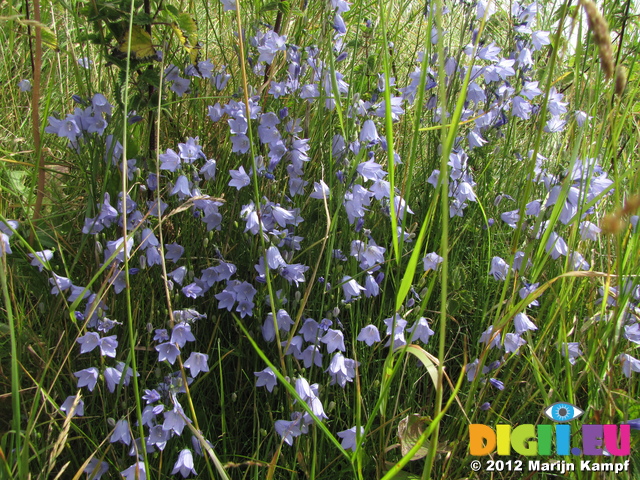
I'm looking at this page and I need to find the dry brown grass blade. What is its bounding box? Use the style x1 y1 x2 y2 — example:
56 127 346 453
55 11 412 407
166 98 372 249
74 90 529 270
27 0 45 246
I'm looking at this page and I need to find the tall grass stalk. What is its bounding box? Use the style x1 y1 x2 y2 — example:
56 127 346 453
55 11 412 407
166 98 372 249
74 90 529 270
377 0 400 266
233 0 286 377
1 241 23 479
119 0 150 474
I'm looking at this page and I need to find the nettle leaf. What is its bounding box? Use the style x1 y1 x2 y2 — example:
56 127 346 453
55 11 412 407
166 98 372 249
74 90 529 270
174 13 198 40
171 12 200 64
133 12 153 25
397 414 430 461
164 4 179 16
118 25 156 60
138 68 160 88
117 68 128 104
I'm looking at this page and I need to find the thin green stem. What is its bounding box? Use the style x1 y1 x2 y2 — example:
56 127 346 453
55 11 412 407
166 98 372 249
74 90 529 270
1 242 23 479
378 0 400 266
120 0 149 473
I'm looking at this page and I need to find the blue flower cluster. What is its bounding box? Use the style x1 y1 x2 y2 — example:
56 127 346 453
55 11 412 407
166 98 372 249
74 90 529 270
5 0 639 476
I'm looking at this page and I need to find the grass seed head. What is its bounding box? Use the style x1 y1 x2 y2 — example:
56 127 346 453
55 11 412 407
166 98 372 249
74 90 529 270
601 213 623 235
622 194 640 215
615 65 627 97
580 0 614 80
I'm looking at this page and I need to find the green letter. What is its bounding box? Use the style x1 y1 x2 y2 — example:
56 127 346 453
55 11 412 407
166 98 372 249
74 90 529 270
511 424 537 455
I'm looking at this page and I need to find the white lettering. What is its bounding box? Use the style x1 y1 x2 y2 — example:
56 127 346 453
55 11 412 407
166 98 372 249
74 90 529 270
580 461 629 472
528 461 573 474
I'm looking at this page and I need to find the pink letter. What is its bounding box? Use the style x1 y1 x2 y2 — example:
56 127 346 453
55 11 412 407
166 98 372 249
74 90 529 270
603 425 630 456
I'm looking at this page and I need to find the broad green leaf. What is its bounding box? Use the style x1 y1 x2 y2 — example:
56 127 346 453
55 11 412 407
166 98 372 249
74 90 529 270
137 68 160 88
119 25 156 60
133 12 153 25
171 13 200 64
164 4 179 16
174 13 198 40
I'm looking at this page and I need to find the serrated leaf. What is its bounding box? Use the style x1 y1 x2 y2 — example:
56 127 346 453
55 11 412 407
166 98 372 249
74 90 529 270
133 12 153 25
138 68 160 88
171 13 200 64
164 4 179 16
397 414 430 461
0 16 59 50
117 69 128 104
118 25 156 60
175 13 198 40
